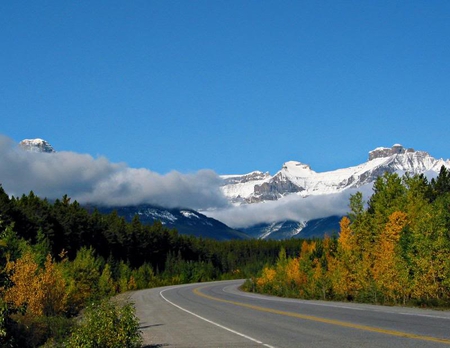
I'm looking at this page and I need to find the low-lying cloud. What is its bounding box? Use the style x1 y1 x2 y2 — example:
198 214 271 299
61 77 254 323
0 135 369 227
0 135 228 210
203 186 373 228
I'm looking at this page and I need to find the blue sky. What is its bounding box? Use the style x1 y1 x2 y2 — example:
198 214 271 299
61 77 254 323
2 1 449 175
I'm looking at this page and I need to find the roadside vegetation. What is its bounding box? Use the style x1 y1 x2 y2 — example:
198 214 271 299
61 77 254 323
245 167 450 308
0 185 304 347
2 167 449 346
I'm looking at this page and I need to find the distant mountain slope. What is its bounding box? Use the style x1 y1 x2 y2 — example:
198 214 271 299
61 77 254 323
238 216 342 240
238 220 306 240
292 216 342 239
96 204 249 241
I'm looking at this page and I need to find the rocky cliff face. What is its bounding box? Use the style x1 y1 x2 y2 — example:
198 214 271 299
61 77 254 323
222 171 270 185
369 144 420 160
221 171 271 204
19 139 55 153
253 172 305 201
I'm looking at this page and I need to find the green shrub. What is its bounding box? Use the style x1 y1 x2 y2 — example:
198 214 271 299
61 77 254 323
0 300 15 348
64 300 142 348
6 313 73 348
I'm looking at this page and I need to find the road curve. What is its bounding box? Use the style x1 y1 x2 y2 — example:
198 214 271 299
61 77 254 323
129 280 450 348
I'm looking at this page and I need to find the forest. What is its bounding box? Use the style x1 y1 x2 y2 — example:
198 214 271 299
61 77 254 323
1 167 450 346
0 184 305 347
246 167 450 307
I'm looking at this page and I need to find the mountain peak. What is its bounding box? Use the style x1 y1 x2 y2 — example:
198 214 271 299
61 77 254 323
19 138 56 153
281 161 314 175
368 144 420 161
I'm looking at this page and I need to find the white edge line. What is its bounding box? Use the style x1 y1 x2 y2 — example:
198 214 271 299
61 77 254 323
160 288 276 348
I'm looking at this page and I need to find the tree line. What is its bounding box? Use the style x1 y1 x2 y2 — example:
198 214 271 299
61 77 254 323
0 185 306 346
4 166 449 346
246 167 450 307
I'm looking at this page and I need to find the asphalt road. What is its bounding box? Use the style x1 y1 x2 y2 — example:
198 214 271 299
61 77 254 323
129 280 450 348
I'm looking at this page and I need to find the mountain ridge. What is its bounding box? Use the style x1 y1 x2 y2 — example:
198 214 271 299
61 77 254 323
19 138 449 240
220 144 450 205
95 204 249 241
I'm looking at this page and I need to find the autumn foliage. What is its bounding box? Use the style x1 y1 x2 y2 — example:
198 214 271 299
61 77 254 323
250 170 450 306
4 252 67 317
2 168 450 345
0 184 307 346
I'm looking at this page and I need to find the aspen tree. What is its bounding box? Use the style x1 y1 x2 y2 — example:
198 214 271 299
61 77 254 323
373 211 409 303
331 217 361 300
4 252 67 316
410 200 450 302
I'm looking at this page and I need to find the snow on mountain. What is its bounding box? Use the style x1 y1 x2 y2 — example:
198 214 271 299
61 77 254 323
221 171 271 204
17 138 450 240
96 204 249 241
220 144 450 205
19 138 55 153
257 220 305 240
180 210 200 219
239 216 342 240
214 144 450 239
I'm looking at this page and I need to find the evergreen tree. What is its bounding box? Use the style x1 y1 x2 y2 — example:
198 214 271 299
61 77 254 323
430 166 450 199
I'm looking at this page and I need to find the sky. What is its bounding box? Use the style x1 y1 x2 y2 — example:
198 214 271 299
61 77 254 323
1 0 449 176
1 1 450 227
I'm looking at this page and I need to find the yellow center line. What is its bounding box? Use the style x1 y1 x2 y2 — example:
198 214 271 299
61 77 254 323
193 287 450 345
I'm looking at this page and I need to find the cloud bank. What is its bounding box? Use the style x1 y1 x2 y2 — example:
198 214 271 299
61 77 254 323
203 186 373 228
0 135 228 210
0 135 366 227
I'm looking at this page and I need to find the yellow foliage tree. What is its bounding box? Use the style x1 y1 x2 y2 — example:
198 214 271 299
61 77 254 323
127 275 137 291
330 217 361 299
409 203 450 301
256 266 277 292
4 252 67 316
285 257 303 290
338 217 353 252
373 211 409 303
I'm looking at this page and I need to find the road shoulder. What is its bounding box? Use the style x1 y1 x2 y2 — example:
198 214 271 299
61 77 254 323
129 283 261 347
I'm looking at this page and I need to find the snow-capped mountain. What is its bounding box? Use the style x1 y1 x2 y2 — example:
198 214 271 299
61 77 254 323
217 144 450 240
221 144 450 204
18 138 450 240
19 138 55 153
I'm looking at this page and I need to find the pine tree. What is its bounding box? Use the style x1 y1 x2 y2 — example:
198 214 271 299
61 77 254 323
430 166 450 199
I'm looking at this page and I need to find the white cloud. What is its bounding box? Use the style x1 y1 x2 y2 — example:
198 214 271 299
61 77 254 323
0 134 369 226
0 135 228 210
203 186 374 228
